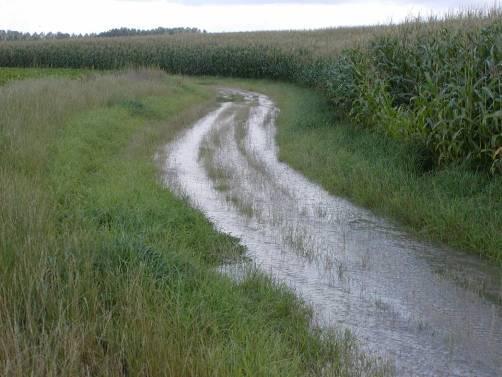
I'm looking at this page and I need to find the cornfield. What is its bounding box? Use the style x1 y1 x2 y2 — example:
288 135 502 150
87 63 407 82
0 10 500 173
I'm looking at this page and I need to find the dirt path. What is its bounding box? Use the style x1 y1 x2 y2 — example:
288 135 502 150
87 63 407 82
161 89 502 377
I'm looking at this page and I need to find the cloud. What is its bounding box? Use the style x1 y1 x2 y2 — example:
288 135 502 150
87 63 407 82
120 0 497 5
0 0 497 34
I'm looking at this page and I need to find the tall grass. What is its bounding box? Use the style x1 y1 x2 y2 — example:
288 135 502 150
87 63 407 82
0 10 500 173
0 71 387 376
0 67 90 85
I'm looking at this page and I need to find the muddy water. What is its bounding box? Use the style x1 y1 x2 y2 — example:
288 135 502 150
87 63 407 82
161 89 502 376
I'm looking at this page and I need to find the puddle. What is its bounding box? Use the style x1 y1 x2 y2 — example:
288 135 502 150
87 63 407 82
161 89 502 377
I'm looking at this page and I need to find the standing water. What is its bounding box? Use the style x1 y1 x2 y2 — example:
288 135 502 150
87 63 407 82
161 89 502 376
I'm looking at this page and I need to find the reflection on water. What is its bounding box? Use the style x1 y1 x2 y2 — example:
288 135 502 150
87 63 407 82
161 89 502 377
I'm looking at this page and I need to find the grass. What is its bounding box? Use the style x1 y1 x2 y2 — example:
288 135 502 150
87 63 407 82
208 78 502 264
0 67 91 85
0 70 388 376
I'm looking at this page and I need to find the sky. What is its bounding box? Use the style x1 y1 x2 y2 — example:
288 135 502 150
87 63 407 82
0 0 497 33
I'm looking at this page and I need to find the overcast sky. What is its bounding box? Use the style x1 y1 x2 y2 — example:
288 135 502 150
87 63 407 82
0 0 497 33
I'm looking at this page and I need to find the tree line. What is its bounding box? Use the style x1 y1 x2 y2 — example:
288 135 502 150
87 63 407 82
0 27 203 41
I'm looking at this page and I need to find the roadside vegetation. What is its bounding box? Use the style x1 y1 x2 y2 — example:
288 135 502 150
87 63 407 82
0 67 90 85
0 70 386 376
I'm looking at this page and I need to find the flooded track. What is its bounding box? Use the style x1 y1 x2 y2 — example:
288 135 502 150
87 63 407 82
161 89 502 376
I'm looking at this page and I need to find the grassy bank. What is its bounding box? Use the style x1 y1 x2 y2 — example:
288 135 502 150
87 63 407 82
0 71 387 376
211 78 502 264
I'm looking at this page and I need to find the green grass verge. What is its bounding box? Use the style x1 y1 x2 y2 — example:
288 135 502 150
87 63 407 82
209 78 502 264
1 70 385 376
0 67 92 86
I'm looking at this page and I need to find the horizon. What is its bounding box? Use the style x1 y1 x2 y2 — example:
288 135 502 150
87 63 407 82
0 0 498 34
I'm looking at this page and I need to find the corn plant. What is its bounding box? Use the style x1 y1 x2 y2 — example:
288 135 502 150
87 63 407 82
0 10 500 173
